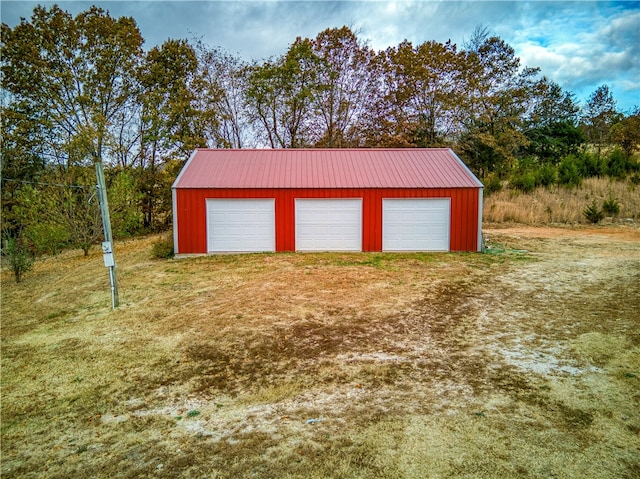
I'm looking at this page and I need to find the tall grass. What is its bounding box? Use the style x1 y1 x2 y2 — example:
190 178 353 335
484 178 639 224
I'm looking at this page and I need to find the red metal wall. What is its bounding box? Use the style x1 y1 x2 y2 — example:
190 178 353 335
174 187 481 253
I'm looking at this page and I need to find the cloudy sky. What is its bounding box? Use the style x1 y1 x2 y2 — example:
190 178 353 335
2 1 639 111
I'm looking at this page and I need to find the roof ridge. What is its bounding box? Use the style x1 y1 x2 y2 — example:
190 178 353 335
194 147 453 152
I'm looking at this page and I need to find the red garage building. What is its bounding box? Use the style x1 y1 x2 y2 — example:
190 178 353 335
172 148 483 255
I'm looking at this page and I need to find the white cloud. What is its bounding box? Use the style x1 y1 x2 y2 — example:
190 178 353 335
601 11 640 48
621 79 640 91
510 3 639 107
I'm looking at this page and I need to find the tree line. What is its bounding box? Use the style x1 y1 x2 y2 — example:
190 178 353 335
2 5 639 277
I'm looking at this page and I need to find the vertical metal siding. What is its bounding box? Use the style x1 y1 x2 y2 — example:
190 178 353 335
175 187 480 254
477 188 484 252
172 189 179 254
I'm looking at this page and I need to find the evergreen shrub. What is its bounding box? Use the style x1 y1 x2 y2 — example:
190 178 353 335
583 200 605 224
602 197 620 216
607 148 629 179
510 172 536 193
536 164 557 187
558 156 582 188
578 151 606 178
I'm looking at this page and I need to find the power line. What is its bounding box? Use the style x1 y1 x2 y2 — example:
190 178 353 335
1 177 93 189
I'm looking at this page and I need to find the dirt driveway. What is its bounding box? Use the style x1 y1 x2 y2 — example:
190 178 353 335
482 225 640 374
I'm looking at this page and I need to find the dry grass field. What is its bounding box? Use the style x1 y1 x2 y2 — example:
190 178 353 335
2 226 639 478
484 178 640 224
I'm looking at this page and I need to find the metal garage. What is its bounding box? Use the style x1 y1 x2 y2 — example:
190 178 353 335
172 148 483 255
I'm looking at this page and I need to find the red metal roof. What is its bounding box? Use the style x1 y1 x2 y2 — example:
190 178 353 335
173 148 483 189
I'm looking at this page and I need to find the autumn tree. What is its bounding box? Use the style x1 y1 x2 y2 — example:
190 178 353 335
0 104 47 237
139 39 205 161
377 39 466 147
7 166 102 256
309 27 377 147
611 107 640 159
1 5 144 255
1 5 144 166
358 51 406 147
138 39 205 228
50 167 103 256
246 37 324 148
195 43 253 148
458 35 539 176
582 85 621 157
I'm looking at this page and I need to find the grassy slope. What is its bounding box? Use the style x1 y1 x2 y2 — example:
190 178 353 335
2 229 640 478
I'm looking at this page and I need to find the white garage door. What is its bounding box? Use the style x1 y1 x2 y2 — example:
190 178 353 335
295 198 362 251
206 199 275 252
383 198 450 251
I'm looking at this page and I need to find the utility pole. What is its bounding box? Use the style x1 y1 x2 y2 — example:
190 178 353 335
95 161 119 309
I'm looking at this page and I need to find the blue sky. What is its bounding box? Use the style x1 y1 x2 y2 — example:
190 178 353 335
2 1 639 112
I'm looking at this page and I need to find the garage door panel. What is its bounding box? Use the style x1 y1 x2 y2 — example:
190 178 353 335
206 199 275 252
295 199 362 251
383 198 450 251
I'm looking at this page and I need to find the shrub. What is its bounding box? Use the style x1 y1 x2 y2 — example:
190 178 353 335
483 175 502 195
536 164 557 187
109 170 145 238
2 235 34 283
510 172 536 193
25 222 69 255
607 148 629 179
577 151 606 178
151 234 174 259
602 197 620 216
558 156 582 188
583 199 605 224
